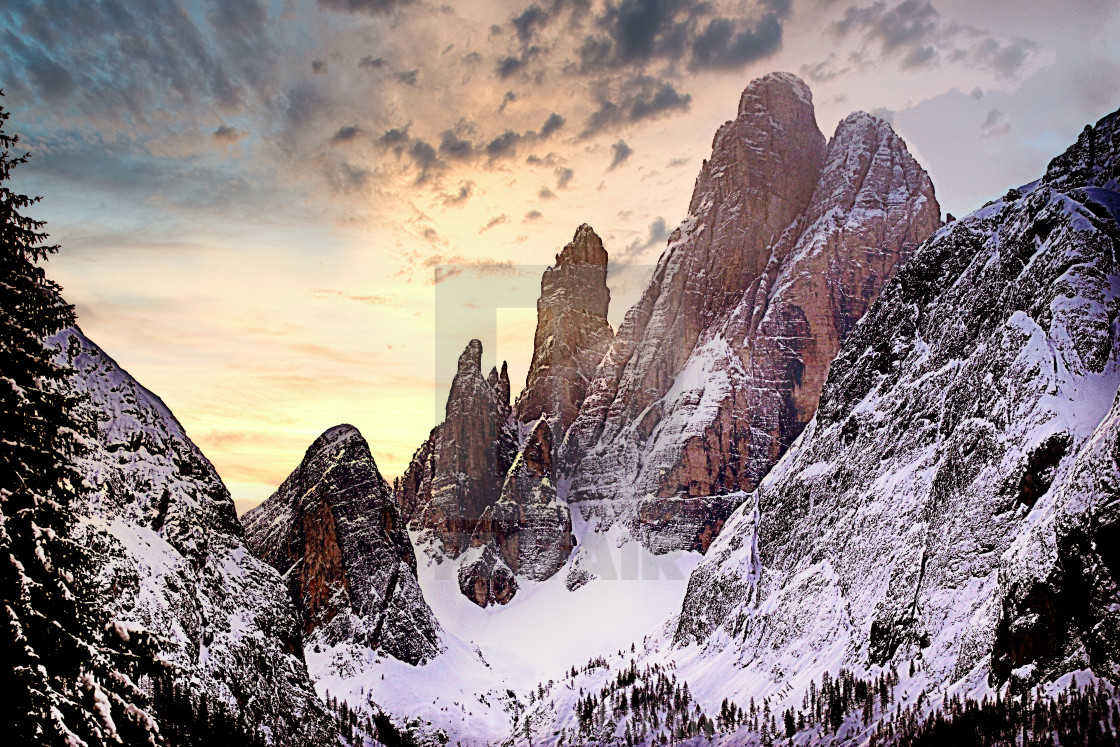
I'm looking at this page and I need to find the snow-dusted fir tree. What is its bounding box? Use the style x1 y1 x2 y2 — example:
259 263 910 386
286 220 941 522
0 93 159 746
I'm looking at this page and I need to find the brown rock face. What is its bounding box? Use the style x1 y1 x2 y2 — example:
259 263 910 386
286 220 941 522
562 73 940 554
516 224 614 442
461 420 575 605
399 340 517 557
244 425 441 665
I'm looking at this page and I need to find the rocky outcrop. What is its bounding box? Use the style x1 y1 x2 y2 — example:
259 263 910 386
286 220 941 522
562 72 940 554
50 327 337 745
674 104 1120 697
516 224 614 442
399 340 518 557
460 420 575 606
458 545 518 608
243 424 442 665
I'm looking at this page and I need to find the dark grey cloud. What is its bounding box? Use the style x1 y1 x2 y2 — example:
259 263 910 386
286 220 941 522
359 56 387 70
0 0 278 125
581 78 691 136
540 112 566 138
570 0 788 74
500 91 517 112
801 53 847 82
317 0 414 15
512 4 550 44
486 130 523 160
980 108 1009 140
526 152 561 166
628 82 691 119
965 36 1039 78
377 125 412 149
312 59 329 74
555 167 574 189
608 140 633 170
497 55 527 79
829 0 1039 77
619 216 669 261
538 187 556 199
525 210 543 221
409 139 442 181
486 0 787 141
375 125 447 182
330 125 364 145
439 130 475 161
396 69 420 86
832 0 938 55
213 124 246 144
689 13 784 70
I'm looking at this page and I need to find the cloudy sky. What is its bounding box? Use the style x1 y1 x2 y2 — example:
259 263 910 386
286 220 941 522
3 0 1118 512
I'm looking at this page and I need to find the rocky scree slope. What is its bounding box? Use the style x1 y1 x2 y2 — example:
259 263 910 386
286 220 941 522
561 72 940 556
674 105 1120 702
243 424 442 665
51 327 337 745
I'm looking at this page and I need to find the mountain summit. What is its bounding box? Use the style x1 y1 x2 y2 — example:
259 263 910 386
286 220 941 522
561 72 940 553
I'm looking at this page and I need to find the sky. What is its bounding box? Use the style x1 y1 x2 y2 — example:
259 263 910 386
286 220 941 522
2 0 1118 514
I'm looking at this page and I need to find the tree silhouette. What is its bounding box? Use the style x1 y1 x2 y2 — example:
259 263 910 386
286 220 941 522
0 90 159 746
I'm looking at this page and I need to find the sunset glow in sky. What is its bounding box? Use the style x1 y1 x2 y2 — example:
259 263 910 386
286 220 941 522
3 0 1118 512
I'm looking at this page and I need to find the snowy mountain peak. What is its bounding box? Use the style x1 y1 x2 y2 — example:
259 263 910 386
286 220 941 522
458 338 484 373
556 222 608 267
737 71 813 117
244 423 442 665
1043 108 1120 191
561 73 939 555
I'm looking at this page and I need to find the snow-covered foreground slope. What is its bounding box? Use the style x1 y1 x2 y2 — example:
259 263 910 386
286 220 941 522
508 100 1120 747
51 327 337 745
308 509 702 745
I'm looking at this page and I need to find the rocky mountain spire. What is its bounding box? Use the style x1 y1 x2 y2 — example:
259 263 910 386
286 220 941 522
561 73 940 554
243 424 441 665
398 339 518 557
516 224 613 441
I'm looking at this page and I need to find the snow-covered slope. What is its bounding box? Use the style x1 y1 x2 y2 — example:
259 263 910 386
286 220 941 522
506 95 1120 747
309 503 701 745
50 327 336 745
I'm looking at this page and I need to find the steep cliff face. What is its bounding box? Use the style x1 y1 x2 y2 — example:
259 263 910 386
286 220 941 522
243 425 442 665
516 224 614 441
50 327 336 745
402 340 518 557
460 419 574 606
674 105 1120 698
563 73 940 554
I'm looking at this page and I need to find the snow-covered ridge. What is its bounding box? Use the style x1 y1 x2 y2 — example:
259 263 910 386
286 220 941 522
51 326 337 745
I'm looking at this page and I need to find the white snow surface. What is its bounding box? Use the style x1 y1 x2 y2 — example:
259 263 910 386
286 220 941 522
309 510 701 744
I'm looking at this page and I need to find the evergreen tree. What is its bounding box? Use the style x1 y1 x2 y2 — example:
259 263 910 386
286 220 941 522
0 92 158 745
